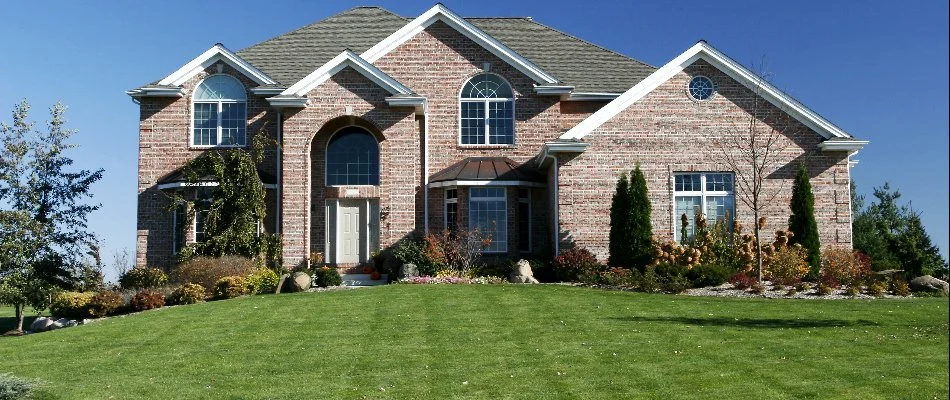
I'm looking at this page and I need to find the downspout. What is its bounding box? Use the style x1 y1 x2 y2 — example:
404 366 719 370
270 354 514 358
423 100 430 234
276 110 282 235
541 148 559 255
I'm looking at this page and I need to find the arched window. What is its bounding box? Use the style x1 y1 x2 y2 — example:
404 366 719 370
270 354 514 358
193 74 247 147
326 127 380 186
460 73 514 145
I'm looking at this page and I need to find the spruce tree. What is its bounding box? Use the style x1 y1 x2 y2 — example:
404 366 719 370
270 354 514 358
788 164 821 275
627 165 653 270
608 172 631 267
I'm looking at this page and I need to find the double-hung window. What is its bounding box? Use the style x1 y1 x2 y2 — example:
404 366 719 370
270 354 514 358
193 75 247 147
469 187 507 253
674 172 735 242
460 73 514 145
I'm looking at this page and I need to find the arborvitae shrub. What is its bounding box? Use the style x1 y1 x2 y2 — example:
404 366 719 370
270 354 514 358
788 165 821 276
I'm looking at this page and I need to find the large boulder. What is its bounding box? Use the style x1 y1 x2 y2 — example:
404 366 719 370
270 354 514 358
399 263 419 279
509 259 539 284
291 272 312 292
909 275 949 296
30 317 55 333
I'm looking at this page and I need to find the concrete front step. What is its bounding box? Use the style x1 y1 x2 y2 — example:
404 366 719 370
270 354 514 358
340 274 389 286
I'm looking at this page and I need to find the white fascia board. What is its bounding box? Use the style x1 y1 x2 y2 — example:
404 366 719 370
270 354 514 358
250 87 286 95
543 141 589 153
359 4 559 85
385 96 427 115
566 92 620 101
818 140 868 152
561 41 854 141
429 180 545 188
266 96 308 108
126 87 186 98
534 85 574 95
282 50 413 97
157 44 277 87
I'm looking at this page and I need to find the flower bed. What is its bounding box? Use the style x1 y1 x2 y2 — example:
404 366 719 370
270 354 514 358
397 276 506 285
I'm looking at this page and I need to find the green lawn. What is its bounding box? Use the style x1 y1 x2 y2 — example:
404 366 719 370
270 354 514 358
1 285 947 399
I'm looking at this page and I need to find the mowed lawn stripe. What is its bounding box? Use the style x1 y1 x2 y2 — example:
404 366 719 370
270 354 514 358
0 285 946 399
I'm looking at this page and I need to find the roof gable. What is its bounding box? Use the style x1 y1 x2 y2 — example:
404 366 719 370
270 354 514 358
359 4 560 85
561 41 859 143
282 50 413 97
157 44 276 87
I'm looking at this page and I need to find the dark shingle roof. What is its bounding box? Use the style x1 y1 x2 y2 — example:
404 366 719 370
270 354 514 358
236 6 655 93
430 157 545 183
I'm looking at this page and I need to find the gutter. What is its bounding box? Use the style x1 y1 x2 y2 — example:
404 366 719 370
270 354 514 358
423 99 430 233
276 110 282 235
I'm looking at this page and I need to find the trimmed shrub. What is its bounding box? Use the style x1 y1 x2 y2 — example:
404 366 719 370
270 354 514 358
638 267 662 293
750 281 766 295
245 268 280 294
0 372 41 400
868 281 887 297
728 272 756 290
820 248 871 288
213 276 249 299
551 247 603 282
119 266 168 290
171 256 259 293
891 280 911 297
845 285 861 297
391 236 445 277
168 283 206 305
816 283 834 296
49 291 95 319
88 291 124 318
687 262 735 288
764 245 811 286
130 290 165 311
662 274 692 293
313 266 342 288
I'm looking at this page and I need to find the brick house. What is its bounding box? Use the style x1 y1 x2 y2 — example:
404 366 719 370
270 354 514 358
128 4 867 270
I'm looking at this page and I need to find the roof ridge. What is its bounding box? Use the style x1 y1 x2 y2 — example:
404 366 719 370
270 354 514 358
523 18 657 70
238 6 407 55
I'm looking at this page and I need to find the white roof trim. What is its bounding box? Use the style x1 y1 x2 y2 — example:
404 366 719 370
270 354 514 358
126 87 186 98
429 180 545 188
566 92 620 101
359 4 559 85
282 50 413 97
157 44 277 87
561 41 854 141
818 140 868 152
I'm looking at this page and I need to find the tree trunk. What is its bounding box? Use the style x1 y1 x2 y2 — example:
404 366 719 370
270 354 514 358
754 210 763 282
15 303 25 332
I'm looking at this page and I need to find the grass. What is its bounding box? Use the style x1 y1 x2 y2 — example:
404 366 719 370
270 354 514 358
0 285 947 399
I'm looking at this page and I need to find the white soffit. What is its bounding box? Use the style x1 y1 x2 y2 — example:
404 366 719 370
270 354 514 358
560 41 855 141
157 44 276 87
359 3 559 85
282 50 413 97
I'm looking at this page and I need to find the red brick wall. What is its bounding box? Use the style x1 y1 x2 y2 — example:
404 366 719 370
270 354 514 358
136 63 278 268
556 60 853 262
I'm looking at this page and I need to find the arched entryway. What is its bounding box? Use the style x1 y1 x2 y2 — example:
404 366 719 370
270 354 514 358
310 118 384 267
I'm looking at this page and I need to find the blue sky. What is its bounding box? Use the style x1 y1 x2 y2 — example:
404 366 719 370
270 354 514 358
1 0 946 278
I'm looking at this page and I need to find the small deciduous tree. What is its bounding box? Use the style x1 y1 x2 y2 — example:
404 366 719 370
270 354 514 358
788 164 821 277
710 64 795 282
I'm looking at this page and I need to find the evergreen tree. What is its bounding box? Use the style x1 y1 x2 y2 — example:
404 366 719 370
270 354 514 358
608 172 631 267
627 165 653 270
788 164 820 275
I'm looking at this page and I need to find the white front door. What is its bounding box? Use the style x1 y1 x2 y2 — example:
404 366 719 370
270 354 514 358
337 200 362 263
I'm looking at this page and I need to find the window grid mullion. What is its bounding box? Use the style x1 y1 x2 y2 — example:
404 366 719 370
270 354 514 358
483 99 490 144
216 101 223 145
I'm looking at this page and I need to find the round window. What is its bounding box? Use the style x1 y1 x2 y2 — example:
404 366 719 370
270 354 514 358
687 76 715 101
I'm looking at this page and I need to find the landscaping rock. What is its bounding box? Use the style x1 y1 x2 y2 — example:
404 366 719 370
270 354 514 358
30 317 55 332
875 269 905 281
291 272 312 292
909 275 949 296
399 263 419 279
509 259 539 284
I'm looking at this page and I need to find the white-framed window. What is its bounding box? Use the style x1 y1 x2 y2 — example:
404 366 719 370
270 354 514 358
325 127 380 186
445 188 458 232
193 74 247 147
469 187 507 253
193 189 213 243
517 188 531 252
674 172 735 242
459 73 515 145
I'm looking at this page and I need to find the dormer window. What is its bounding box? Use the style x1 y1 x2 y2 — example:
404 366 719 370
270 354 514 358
192 74 247 147
460 73 514 145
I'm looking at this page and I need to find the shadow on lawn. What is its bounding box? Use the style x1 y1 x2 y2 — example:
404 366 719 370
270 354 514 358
615 316 879 329
0 315 38 334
